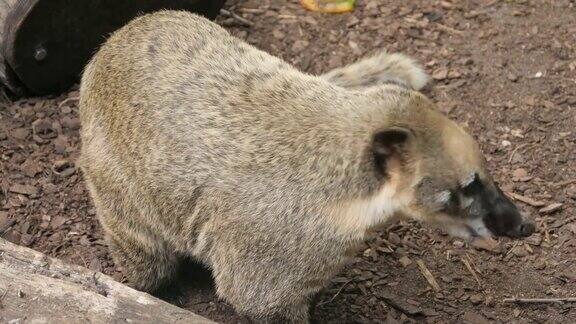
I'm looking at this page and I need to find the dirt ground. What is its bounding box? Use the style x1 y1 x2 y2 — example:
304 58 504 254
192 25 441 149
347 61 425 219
1 0 575 323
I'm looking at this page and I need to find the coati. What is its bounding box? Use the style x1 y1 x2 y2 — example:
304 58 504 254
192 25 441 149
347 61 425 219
79 10 535 323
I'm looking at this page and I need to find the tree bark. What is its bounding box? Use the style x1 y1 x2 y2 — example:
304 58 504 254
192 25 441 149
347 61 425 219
0 238 215 323
0 0 19 91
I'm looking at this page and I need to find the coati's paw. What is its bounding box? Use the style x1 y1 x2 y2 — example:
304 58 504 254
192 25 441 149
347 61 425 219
321 51 429 91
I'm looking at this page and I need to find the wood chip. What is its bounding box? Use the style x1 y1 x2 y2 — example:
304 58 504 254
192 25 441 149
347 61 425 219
432 67 449 80
379 292 423 316
461 256 484 289
416 260 441 292
398 256 413 267
471 236 501 254
538 203 563 214
506 192 546 207
8 184 38 196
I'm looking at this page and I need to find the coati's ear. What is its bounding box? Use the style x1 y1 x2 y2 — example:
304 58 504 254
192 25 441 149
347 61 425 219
372 127 411 158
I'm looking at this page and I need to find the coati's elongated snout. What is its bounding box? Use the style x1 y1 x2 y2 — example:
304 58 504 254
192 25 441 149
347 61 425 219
428 172 535 239
374 92 535 240
470 182 535 238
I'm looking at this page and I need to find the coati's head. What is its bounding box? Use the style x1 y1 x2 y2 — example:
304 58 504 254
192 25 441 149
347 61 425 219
371 91 535 239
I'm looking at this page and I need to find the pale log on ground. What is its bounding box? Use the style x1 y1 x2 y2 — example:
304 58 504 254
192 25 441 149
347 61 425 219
0 238 215 323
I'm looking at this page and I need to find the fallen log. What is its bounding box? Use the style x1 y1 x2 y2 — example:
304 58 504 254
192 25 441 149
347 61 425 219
0 238 215 323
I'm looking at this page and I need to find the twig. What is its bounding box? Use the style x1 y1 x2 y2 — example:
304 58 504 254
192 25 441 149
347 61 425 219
74 249 89 268
0 286 10 309
0 219 16 234
416 259 441 292
503 297 576 304
542 216 550 244
317 279 353 306
505 241 520 257
508 143 528 163
58 96 79 108
238 8 265 14
461 256 483 289
553 179 576 188
219 9 254 27
506 192 546 207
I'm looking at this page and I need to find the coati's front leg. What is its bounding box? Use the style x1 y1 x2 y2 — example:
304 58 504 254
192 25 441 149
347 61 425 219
321 51 429 91
205 217 339 324
106 232 180 293
85 178 180 293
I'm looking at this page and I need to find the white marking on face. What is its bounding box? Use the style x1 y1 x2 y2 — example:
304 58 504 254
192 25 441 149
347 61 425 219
436 190 452 205
461 172 476 187
460 195 474 209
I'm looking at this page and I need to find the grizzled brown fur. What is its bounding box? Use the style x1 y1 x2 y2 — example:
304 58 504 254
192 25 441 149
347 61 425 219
79 11 532 323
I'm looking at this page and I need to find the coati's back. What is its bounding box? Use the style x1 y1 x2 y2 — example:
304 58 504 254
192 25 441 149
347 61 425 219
79 11 387 234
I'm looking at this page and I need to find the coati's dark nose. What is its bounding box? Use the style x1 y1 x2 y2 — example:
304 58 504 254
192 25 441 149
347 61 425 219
479 186 535 238
510 221 536 238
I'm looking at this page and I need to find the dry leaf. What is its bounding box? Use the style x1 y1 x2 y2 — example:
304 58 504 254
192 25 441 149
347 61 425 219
300 0 356 13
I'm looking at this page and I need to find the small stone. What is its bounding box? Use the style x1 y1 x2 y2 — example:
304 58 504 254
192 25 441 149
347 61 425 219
32 119 57 139
291 40 309 53
512 168 528 181
272 30 285 40
502 140 512 147
348 40 362 56
59 167 76 178
538 203 563 214
453 240 465 248
507 73 519 82
399 256 413 267
440 1 454 9
388 232 401 245
50 215 67 229
469 294 484 305
432 67 449 80
534 71 543 78
448 69 462 79
533 261 546 270
40 215 51 229
52 160 73 175
60 116 80 130
61 106 72 114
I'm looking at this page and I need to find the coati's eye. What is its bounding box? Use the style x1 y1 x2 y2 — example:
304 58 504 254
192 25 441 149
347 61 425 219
461 172 482 196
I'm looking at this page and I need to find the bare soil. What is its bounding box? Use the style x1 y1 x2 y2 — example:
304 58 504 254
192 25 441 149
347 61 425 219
1 0 575 323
